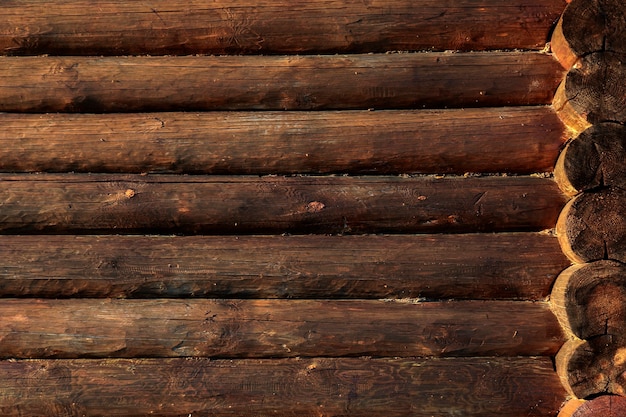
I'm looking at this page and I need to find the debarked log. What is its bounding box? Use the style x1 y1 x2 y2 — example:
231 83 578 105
551 260 626 340
551 0 626 68
0 233 570 299
556 187 626 263
555 123 626 195
0 174 567 235
0 107 566 175
0 53 564 112
0 299 564 359
0 0 566 55
0 357 567 416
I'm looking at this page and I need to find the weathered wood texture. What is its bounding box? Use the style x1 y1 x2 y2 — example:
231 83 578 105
0 357 567 416
557 399 586 417
551 0 626 68
0 107 566 175
0 299 564 359
557 187 626 263
555 123 626 195
0 53 564 113
0 0 566 56
0 233 569 300
570 396 626 417
556 336 626 399
0 174 567 235
553 52 626 131
551 261 626 340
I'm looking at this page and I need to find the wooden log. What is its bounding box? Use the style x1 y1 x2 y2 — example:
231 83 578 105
551 260 626 340
556 336 626 399
0 233 570 300
0 174 567 235
557 399 587 417
0 0 567 56
0 299 564 359
555 123 626 196
0 357 567 416
571 396 626 417
0 53 564 112
553 52 626 130
551 0 626 68
556 187 626 263
0 107 567 175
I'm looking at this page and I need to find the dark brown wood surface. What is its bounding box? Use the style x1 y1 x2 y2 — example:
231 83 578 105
0 107 566 175
558 0 626 57
0 0 566 56
0 357 567 416
553 52 626 128
556 336 626 399
0 233 570 300
0 53 564 113
555 123 626 195
551 260 626 340
0 174 567 235
557 187 626 263
0 299 564 359
571 396 626 417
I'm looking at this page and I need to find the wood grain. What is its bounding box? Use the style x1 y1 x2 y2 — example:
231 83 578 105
554 0 626 60
0 174 567 235
571 396 626 417
556 336 626 399
551 260 626 339
555 123 626 195
0 299 564 359
0 233 570 300
0 107 566 175
553 52 626 128
0 0 566 55
0 53 564 112
556 187 626 263
0 357 567 416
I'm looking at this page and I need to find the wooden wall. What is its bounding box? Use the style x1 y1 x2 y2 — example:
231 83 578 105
0 1 575 415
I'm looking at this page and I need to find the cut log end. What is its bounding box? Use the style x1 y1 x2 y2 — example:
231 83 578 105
553 80 593 136
551 260 626 340
550 16 580 70
571 396 626 417
556 337 626 399
556 187 626 264
557 52 626 127
560 0 626 57
557 398 587 417
555 123 626 195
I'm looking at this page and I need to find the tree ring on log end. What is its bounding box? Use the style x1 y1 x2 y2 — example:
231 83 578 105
571 395 626 416
551 260 626 340
557 187 626 264
556 336 626 399
555 123 626 196
561 0 626 57
554 52 626 127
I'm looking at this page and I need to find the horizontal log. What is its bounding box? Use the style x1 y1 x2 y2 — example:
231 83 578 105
0 107 566 175
0 53 564 112
551 260 626 340
556 187 626 263
0 233 570 299
555 123 626 196
0 0 566 55
0 174 567 234
0 299 564 359
0 357 567 416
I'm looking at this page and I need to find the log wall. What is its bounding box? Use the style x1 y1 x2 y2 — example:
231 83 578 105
0 1 574 416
